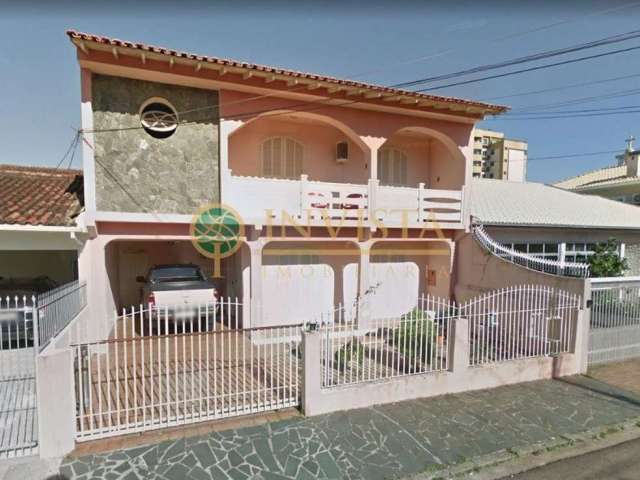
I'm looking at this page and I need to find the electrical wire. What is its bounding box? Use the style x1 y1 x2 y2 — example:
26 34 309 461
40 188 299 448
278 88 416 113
527 149 622 161
394 28 640 89
54 131 81 169
490 109 640 120
481 72 640 101
416 44 640 92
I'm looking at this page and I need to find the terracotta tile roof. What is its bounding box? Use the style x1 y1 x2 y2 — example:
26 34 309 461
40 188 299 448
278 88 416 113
0 165 84 227
66 29 508 116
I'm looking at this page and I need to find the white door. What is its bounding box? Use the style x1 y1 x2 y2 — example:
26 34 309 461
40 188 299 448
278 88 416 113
119 252 150 308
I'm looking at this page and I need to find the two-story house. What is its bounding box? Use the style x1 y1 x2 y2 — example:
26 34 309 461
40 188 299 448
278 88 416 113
67 30 507 340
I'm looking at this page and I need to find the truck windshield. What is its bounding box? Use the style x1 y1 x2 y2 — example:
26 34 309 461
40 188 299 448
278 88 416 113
149 267 204 283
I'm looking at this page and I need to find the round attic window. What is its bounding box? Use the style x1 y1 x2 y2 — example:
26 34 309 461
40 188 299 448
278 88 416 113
140 98 178 139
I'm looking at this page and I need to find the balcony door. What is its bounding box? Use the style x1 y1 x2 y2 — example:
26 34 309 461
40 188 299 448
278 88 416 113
378 147 408 186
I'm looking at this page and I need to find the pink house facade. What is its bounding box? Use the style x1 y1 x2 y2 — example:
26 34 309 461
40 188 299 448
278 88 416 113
67 30 508 341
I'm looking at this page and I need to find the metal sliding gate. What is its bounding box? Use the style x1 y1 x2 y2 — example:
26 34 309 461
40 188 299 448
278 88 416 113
0 297 38 458
73 299 302 441
589 279 640 365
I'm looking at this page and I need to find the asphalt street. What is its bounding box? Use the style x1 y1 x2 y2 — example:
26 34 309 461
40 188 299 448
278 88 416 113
502 438 640 480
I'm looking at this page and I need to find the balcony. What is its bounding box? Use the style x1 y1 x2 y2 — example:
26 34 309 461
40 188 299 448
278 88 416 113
224 111 467 230
223 171 464 229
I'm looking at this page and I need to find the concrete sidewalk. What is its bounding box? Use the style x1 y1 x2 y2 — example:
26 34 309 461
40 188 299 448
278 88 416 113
47 376 640 479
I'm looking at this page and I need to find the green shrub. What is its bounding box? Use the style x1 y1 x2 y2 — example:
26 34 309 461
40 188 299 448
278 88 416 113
393 315 435 364
334 340 365 370
588 239 628 277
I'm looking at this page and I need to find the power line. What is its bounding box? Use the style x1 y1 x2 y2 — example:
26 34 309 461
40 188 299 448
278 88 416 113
508 87 640 112
489 109 640 120
54 131 81 169
527 149 622 161
343 2 640 80
507 104 640 116
416 44 640 92
393 28 640 89
481 72 640 101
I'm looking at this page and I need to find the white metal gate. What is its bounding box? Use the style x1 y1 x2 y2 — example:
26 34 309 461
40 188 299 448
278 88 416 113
589 278 640 365
0 296 38 458
72 299 302 441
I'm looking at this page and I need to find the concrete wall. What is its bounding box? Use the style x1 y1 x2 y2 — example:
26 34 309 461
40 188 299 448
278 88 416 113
92 74 219 214
453 232 589 304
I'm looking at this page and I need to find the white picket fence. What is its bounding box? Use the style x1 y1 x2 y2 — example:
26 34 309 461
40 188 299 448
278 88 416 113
72 298 303 441
589 277 640 365
473 224 590 278
320 295 454 388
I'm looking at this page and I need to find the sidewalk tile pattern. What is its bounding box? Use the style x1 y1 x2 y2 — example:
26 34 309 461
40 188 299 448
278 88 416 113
58 377 640 480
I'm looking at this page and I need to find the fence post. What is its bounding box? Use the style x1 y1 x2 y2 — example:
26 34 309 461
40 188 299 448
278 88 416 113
36 347 76 458
302 330 322 416
448 316 469 373
572 308 590 374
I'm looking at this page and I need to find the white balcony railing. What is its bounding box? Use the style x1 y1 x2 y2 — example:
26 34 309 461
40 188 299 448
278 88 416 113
223 171 464 229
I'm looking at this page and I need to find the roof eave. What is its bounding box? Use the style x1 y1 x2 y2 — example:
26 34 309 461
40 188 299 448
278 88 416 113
67 30 508 118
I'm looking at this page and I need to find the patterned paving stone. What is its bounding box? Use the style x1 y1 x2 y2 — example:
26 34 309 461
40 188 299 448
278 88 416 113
59 376 640 479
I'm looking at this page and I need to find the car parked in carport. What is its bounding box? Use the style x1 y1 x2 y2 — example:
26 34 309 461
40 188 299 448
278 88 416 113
136 264 221 334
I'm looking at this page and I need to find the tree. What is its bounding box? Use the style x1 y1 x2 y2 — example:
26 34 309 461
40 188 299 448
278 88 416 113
588 239 628 278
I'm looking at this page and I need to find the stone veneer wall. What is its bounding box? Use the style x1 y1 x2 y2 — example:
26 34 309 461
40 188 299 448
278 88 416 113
92 74 219 214
624 242 640 276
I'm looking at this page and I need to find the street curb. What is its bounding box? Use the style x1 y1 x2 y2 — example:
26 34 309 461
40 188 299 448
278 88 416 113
408 414 640 479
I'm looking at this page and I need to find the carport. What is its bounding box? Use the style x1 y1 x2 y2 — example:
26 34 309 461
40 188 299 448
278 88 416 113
104 239 243 311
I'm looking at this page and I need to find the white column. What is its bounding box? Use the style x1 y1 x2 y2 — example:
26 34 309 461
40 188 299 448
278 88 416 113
302 330 323 416
449 316 470 373
248 240 264 328
219 119 245 203
80 68 96 225
361 137 385 227
36 347 76 458
559 242 567 275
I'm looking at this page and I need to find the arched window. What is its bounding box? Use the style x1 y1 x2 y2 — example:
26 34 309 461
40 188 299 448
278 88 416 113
260 137 303 179
378 148 408 186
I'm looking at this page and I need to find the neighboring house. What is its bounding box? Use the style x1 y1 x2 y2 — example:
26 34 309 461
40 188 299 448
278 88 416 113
468 178 640 275
65 30 508 339
471 128 528 181
0 165 84 296
554 137 640 204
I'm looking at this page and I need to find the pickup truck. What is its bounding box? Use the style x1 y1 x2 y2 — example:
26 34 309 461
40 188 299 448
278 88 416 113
136 264 220 331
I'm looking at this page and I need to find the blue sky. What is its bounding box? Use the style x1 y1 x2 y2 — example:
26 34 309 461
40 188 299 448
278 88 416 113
1 0 639 183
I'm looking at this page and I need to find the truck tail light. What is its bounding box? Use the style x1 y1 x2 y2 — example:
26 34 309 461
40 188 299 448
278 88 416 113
147 292 156 307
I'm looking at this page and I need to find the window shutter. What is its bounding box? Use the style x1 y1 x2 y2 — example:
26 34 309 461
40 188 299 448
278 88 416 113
261 137 303 179
262 140 273 177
